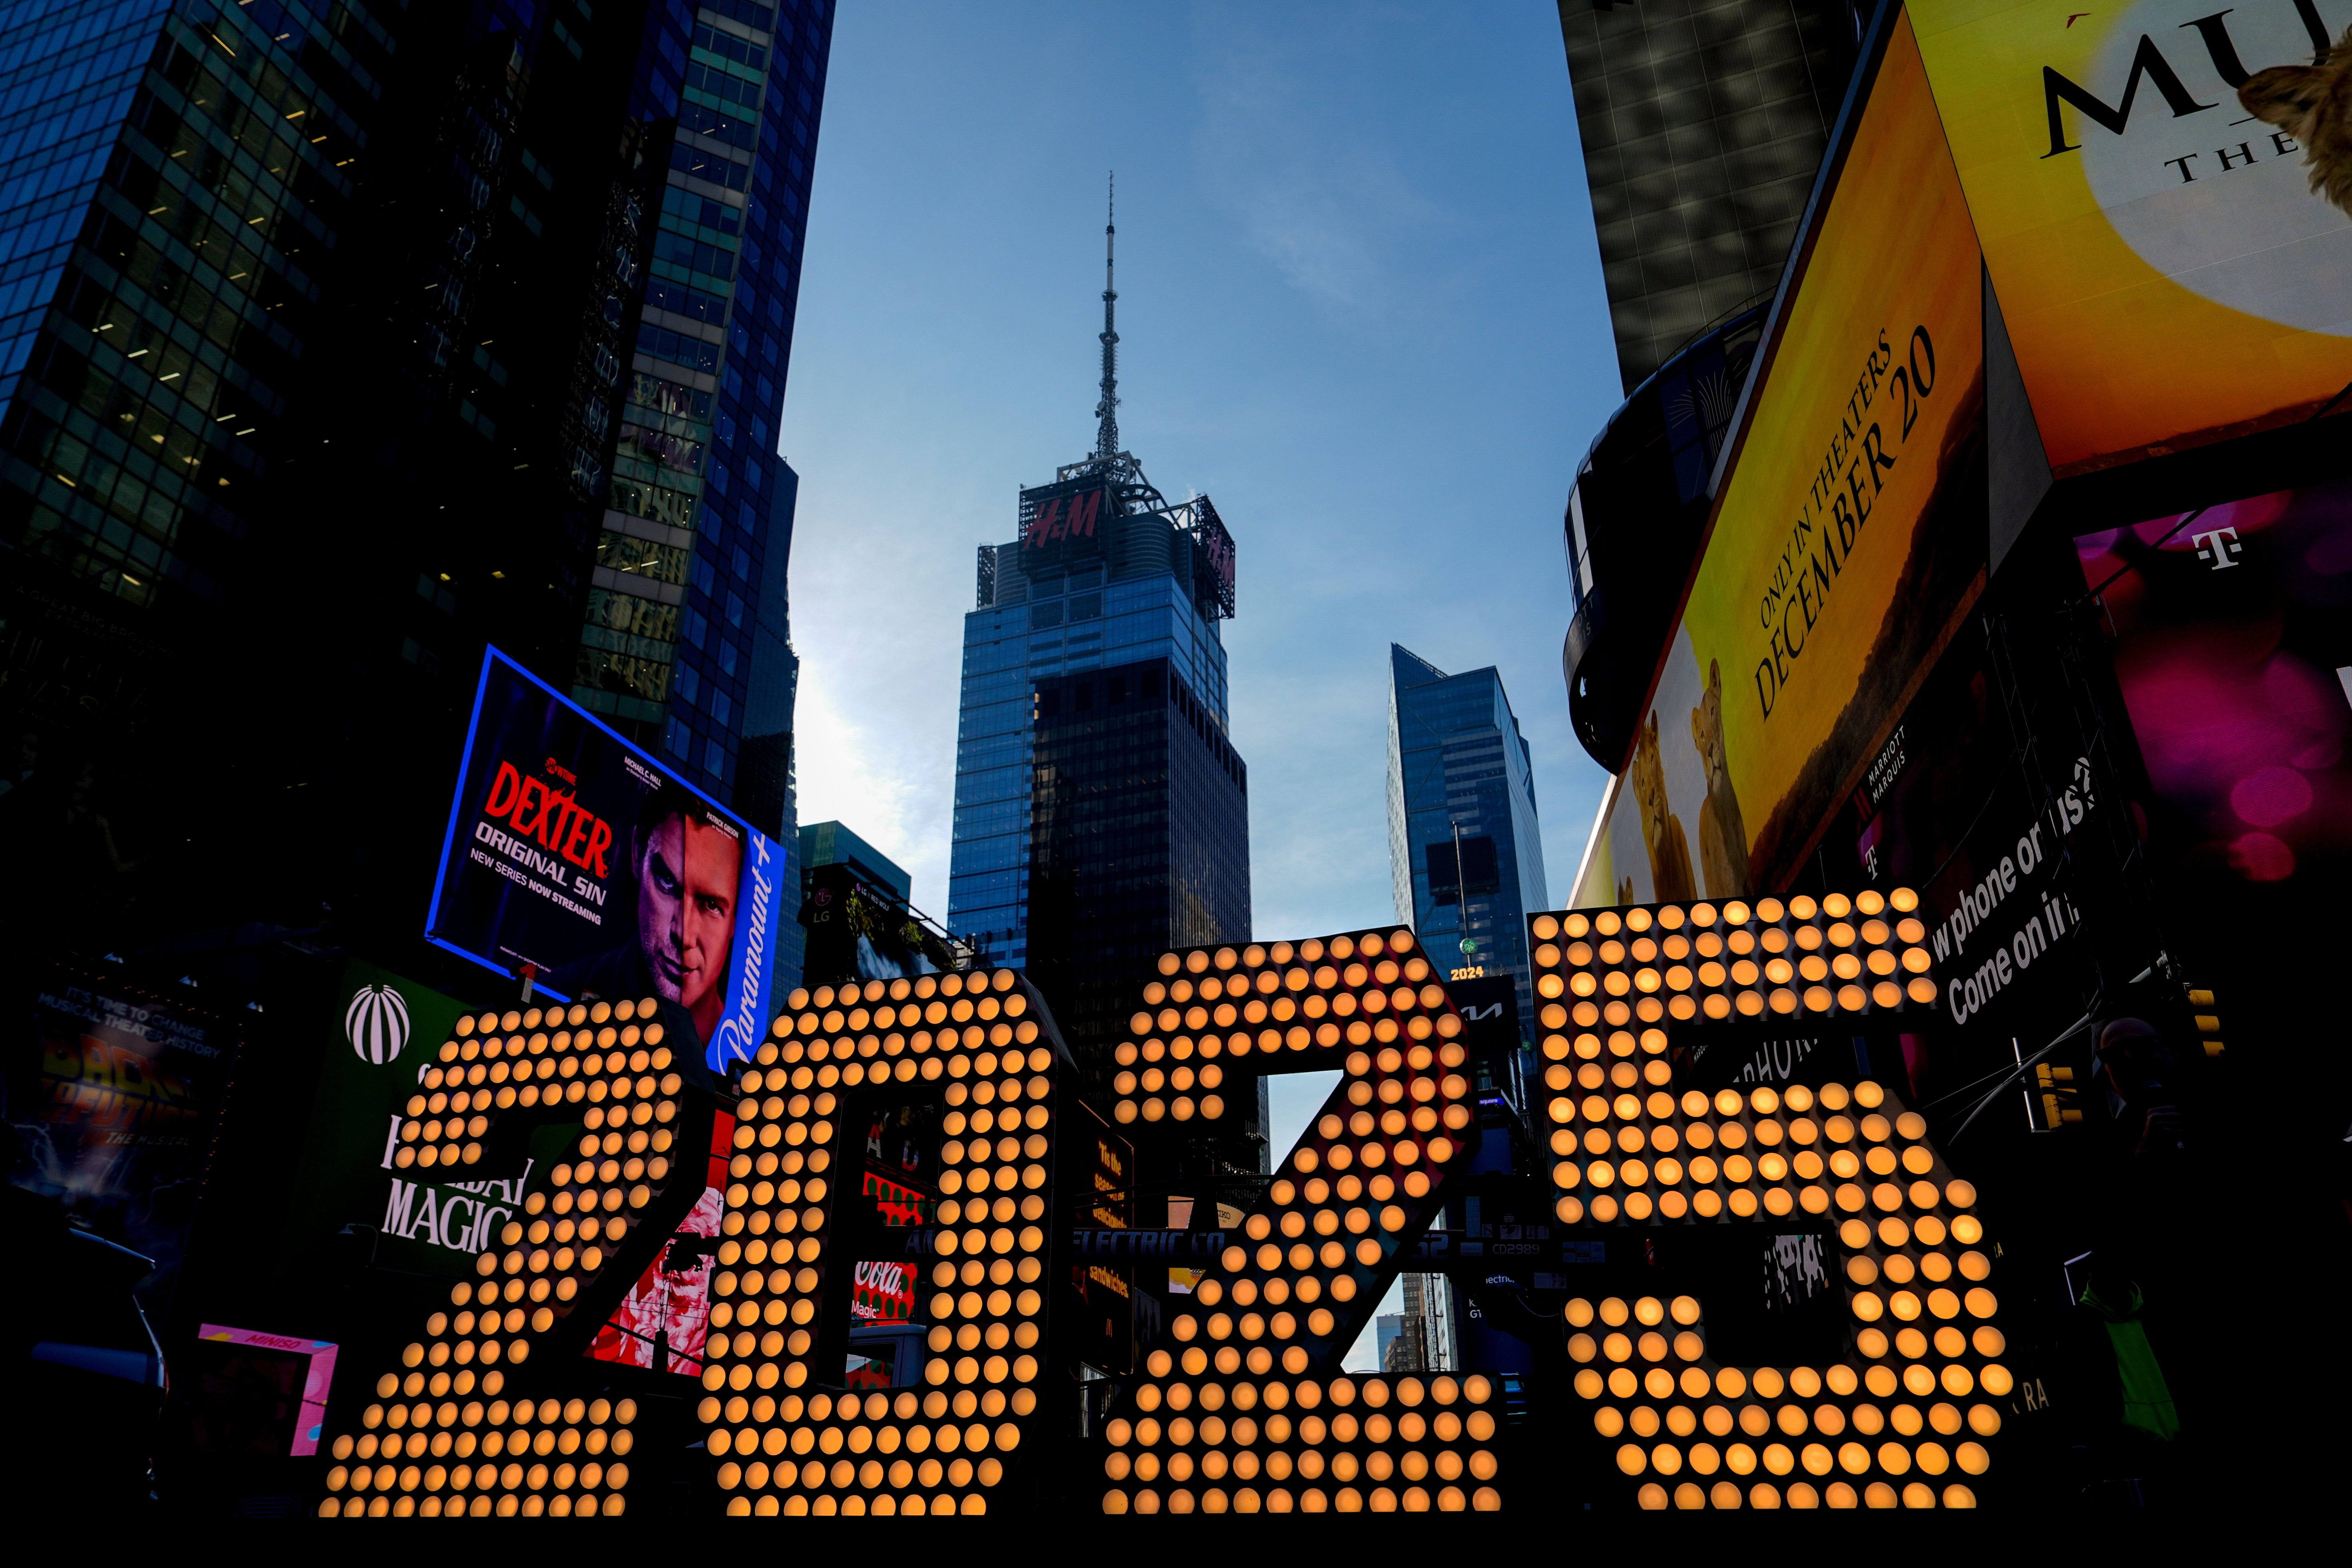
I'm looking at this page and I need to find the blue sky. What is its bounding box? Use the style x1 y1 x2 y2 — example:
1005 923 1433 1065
781 0 1620 942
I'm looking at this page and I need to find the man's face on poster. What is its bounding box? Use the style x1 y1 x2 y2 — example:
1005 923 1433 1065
636 812 741 1023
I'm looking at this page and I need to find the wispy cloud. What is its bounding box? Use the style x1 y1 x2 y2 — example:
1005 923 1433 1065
1191 4 1447 323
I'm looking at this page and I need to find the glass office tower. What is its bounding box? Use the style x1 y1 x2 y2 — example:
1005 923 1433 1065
950 472 1261 987
946 196 1247 1009
1386 644 1548 1034
0 0 827 966
579 0 832 807
741 459 802 983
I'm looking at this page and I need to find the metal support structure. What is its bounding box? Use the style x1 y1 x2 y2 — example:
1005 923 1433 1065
1094 172 1121 461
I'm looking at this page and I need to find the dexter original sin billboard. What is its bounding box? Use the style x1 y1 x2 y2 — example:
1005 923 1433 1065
1578 9 1990 907
1911 0 2352 474
426 648 784 1070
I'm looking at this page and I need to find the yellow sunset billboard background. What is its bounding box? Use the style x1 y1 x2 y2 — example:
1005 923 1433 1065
1579 12 1988 906
1910 0 2352 474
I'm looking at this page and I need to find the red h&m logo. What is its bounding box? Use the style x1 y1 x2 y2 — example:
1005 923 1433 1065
1200 525 1234 590
1023 487 1101 548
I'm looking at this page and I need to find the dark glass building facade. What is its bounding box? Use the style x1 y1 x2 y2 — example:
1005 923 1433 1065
1555 0 1866 392
944 392 1253 1199
580 0 829 807
1026 652 1251 1055
1385 644 1549 1039
946 462 1241 975
1552 0 1867 763
0 0 827 969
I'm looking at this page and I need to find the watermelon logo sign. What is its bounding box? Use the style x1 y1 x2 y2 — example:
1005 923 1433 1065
346 985 413 1066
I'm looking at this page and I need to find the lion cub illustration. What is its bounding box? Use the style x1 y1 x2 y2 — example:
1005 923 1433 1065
2240 25 2352 217
1690 658 1751 899
1630 711 1697 902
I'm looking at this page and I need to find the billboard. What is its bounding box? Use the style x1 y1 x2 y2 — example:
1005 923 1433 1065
9 968 234 1275
588 1109 734 1376
798 862 962 987
1016 476 1113 575
2075 477 2352 888
188 1326 340 1457
1067 1101 1135 1375
1580 10 1989 904
1911 0 2352 474
1819 630 2123 1094
279 959 573 1281
427 648 785 1069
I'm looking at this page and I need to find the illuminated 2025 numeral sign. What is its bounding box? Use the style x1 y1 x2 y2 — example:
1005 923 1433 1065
320 997 710 1516
317 895 1999 1517
1532 890 2005 1512
1090 927 1506 1515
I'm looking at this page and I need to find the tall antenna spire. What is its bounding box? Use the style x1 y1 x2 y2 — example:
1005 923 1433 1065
1092 171 1120 460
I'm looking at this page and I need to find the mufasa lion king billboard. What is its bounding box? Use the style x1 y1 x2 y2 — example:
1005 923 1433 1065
1580 9 1989 907
1909 0 2352 474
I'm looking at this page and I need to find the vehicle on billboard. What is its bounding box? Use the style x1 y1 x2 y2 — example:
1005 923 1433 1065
1577 10 1988 906
426 648 784 1069
1910 0 2352 473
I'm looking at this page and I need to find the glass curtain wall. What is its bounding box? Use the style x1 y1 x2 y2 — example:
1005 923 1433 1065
574 0 830 805
950 554 1231 968
1385 644 1548 1035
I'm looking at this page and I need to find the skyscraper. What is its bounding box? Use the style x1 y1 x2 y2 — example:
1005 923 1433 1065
0 0 829 967
946 192 1248 1059
1555 0 1869 392
577 1 831 808
1386 645 1548 1041
801 818 910 904
738 461 804 865
1371 1271 1456 1375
